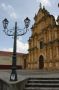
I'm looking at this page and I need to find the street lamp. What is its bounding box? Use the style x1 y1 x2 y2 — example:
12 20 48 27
2 17 30 81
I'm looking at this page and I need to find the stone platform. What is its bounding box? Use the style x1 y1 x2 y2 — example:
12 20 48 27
0 70 59 90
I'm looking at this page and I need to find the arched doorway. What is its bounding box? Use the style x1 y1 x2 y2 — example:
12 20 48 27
39 55 44 69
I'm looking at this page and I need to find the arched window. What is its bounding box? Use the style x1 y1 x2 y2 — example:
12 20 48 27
40 41 44 49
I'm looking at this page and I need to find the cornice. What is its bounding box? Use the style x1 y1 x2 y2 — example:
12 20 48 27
31 33 38 38
28 47 38 51
44 39 59 47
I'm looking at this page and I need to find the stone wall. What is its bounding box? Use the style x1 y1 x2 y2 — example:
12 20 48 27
0 79 9 90
0 78 28 90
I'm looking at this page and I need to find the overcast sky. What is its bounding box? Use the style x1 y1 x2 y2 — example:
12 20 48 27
0 0 59 53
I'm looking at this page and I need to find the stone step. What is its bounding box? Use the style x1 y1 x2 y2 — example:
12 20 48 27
27 78 59 83
28 78 59 80
24 87 59 90
28 80 59 83
26 83 59 86
25 84 59 87
28 79 59 83
24 77 59 90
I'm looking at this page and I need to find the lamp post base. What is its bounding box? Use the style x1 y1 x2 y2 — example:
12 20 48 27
10 69 17 81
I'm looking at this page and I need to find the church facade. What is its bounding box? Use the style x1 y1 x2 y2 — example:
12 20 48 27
27 5 59 70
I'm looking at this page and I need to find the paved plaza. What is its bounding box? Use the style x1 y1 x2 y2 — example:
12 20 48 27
0 70 59 83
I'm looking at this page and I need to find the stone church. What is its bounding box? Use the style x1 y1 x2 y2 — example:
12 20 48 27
27 4 59 70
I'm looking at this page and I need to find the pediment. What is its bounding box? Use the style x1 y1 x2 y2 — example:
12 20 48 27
34 7 49 24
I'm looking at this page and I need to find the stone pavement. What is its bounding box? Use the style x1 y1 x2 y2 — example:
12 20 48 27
0 70 27 84
0 70 59 83
0 70 28 90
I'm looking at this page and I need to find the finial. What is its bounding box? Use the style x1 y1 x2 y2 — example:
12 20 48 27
40 3 42 9
43 6 45 10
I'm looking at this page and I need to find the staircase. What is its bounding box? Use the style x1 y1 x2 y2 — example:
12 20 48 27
24 77 59 90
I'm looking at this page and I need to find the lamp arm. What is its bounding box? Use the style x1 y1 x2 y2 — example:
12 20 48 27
17 27 28 36
3 26 29 36
4 28 14 36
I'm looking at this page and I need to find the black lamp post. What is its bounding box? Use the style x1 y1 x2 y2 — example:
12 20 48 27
2 17 30 81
